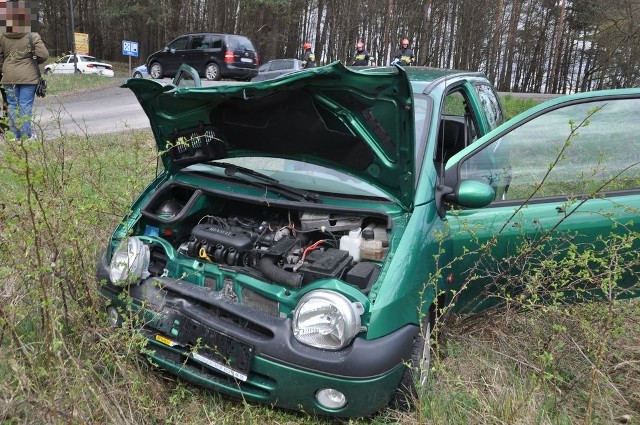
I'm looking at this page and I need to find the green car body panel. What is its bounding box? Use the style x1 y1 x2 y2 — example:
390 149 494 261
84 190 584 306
98 62 640 417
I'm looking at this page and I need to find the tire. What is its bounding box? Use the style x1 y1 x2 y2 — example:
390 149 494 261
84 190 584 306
149 62 164 79
205 63 220 81
133 71 143 79
392 310 434 410
44 68 52 75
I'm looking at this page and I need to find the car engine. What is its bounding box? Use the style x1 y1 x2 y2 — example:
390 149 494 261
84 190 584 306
141 188 388 292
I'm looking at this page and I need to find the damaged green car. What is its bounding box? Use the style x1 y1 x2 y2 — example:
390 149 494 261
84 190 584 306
97 62 640 417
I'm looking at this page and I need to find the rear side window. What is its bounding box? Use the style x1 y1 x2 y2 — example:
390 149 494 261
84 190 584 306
190 34 207 49
204 35 222 49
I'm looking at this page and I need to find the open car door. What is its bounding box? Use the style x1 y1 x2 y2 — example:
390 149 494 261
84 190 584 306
438 89 640 312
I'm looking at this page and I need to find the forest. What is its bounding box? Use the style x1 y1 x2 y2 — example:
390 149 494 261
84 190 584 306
35 0 640 94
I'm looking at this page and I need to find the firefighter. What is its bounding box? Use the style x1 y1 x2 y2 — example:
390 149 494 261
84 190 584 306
301 42 316 69
392 38 415 66
352 41 371 66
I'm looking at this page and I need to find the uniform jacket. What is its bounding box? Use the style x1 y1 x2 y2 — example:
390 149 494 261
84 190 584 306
302 49 316 69
0 32 49 84
394 48 414 66
352 49 371 66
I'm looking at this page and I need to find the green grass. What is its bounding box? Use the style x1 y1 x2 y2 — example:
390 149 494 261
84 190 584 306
501 94 542 120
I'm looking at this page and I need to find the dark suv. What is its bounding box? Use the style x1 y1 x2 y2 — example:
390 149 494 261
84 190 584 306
146 33 259 81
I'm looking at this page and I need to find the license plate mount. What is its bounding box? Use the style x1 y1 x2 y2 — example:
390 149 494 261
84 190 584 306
175 317 254 381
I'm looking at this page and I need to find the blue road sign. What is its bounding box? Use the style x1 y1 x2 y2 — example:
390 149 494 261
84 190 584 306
122 40 139 57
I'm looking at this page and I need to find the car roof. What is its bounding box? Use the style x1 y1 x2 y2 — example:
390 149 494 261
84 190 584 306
362 66 487 94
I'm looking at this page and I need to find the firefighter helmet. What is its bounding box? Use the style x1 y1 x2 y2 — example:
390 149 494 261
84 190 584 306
303 42 312 50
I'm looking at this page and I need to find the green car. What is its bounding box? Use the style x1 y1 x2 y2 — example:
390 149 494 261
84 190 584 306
97 62 640 417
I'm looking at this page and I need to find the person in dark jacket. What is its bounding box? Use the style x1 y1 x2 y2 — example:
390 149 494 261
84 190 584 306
0 6 49 140
392 38 414 66
301 42 316 69
352 41 372 66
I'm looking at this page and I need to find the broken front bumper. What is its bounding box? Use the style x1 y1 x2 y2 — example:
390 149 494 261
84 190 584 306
97 253 417 417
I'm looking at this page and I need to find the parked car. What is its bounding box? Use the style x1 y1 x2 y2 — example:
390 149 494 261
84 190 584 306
146 33 258 81
132 65 149 79
251 58 303 82
98 63 640 417
44 54 114 77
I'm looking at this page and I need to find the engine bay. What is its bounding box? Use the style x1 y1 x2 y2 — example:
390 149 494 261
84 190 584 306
137 183 390 292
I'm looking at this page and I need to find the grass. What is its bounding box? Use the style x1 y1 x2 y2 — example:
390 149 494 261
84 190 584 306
1 87 638 424
501 94 543 120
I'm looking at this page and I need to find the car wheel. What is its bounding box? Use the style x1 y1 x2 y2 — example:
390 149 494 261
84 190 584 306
392 310 434 410
44 68 52 75
205 63 220 81
150 62 164 79
133 71 143 79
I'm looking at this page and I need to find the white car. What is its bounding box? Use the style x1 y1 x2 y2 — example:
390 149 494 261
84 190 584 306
131 65 149 79
44 54 115 77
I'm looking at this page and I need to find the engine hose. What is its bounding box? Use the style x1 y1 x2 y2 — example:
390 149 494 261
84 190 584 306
259 256 303 288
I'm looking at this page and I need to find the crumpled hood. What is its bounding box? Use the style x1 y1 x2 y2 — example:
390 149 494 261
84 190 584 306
123 61 416 209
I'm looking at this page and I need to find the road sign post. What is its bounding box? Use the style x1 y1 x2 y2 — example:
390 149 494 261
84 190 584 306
122 40 140 76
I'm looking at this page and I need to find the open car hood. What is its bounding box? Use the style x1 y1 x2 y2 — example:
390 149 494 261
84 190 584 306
123 62 415 209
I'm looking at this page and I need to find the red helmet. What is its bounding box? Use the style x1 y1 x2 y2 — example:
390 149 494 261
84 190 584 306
401 38 409 46
303 42 312 50
357 42 364 49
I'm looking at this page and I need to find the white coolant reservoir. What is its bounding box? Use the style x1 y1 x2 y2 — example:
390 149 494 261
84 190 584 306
340 228 362 262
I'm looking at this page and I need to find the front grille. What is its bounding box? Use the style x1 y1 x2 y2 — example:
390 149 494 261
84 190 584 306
241 288 279 317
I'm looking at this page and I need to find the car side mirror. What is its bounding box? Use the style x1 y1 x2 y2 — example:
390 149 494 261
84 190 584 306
436 179 495 218
455 180 495 208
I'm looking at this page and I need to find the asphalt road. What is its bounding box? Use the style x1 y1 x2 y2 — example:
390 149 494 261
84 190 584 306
35 78 152 138
33 78 558 138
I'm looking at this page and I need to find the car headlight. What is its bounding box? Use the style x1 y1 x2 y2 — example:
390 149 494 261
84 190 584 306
109 237 151 285
292 290 365 350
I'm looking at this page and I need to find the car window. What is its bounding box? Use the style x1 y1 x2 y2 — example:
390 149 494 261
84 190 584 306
271 60 289 71
206 35 222 49
460 97 640 202
61 55 71 63
413 94 432 177
258 63 271 72
227 35 255 51
169 36 190 51
190 34 207 49
474 84 504 130
435 89 480 166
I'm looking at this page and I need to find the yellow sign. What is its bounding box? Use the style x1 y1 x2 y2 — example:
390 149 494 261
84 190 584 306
75 32 89 55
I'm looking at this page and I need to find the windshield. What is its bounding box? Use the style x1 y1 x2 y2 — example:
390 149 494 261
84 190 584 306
186 158 390 199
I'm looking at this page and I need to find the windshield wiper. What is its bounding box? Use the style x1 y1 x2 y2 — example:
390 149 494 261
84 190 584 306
211 162 321 202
